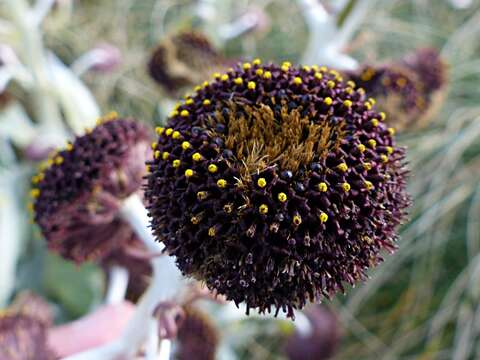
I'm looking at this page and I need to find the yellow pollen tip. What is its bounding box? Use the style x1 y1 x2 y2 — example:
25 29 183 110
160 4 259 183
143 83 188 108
151 142 157 150
191 216 200 225
247 81 256 90
302 65 311 71
181 141 191 150
208 227 216 237
364 181 373 190
380 154 389 163
172 159 181 168
327 80 335 88
154 150 161 159
337 163 348 172
192 153 202 161
259 204 269 214
180 110 189 117
54 156 64 165
169 110 179 117
324 97 333 106
257 178 267 188
282 61 291 68
213 72 221 79
318 182 328 192
202 81 209 87
156 127 165 135
185 169 194 177
386 146 394 155
278 192 288 202
263 71 272 79
203 99 211 106
185 98 194 105
172 131 181 139
217 179 227 188
357 144 366 153
165 128 173 136
162 152 170 160
197 191 207 200
371 119 379 127
252 58 261 65
369 97 376 105
234 77 244 85
388 127 396 136
314 72 323 80
66 143 73 151
194 85 201 92
293 77 302 85
208 164 218 173
319 212 328 223
364 102 372 110
220 74 229 81
242 62 251 70
30 189 40 198
368 139 377 148
255 68 264 76
347 80 356 88
293 215 302 226
320 66 327 72
363 162 372 171
343 100 352 107
342 182 351 192
380 112 386 121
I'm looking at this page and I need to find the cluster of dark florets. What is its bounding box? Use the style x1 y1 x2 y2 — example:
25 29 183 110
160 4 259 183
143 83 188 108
31 114 152 264
343 48 447 131
148 31 233 95
145 60 410 317
0 292 55 360
176 306 219 360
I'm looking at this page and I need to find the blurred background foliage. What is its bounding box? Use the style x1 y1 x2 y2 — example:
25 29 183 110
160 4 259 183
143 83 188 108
3 0 480 359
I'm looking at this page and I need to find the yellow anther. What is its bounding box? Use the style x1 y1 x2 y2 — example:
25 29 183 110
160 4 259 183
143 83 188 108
314 72 323 80
165 128 173 136
247 81 256 90
302 65 311 71
172 159 181 168
312 65 319 71
85 127 92 134
185 169 194 177
259 204 269 214
337 163 348 172
257 178 267 188
386 146 394 155
194 85 202 92
364 102 372 110
217 179 227 188
66 143 74 151
357 144 366 153
281 61 291 71
146 164 151 173
324 97 333 106
162 152 170 160
369 97 376 105
151 142 157 150
223 204 233 213
380 112 386 121
172 131 181 139
327 80 335 88
293 215 302 226
388 127 396 136
293 77 302 85
255 68 264 76
208 227 216 237
169 110 179 117
220 74 229 81
30 188 40 198
252 58 262 65
234 77 244 85
364 181 373 190
263 71 272 79
208 164 218 173
363 162 372 171
192 153 202 161
181 141 191 150
54 156 64 165
156 127 165 135
342 182 351 192
197 191 207 200
320 66 328 72
347 80 356 88
319 212 329 223
154 150 161 160
345 87 354 95
180 110 189 117
380 154 389 163
185 99 193 106
278 192 288 202
371 119 379 127
357 88 366 95
203 99 211 106
318 182 328 192
202 81 209 87
343 100 352 107
243 63 251 70
191 216 200 225
213 72 221 79
368 139 377 148
47 158 53 166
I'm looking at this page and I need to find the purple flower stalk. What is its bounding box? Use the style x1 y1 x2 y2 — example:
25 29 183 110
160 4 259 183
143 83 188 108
145 61 410 318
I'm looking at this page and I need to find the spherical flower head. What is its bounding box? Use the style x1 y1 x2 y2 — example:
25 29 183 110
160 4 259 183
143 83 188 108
146 62 410 317
0 313 56 360
176 306 219 360
147 31 233 95
32 115 152 263
285 306 339 360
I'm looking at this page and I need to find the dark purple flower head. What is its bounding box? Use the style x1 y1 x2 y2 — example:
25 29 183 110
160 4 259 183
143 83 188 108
344 48 447 131
145 61 410 317
0 313 56 360
31 114 152 264
285 305 339 360
176 306 219 360
148 31 232 95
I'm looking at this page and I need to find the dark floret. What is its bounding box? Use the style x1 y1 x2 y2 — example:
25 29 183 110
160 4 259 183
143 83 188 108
31 114 152 263
145 61 410 317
